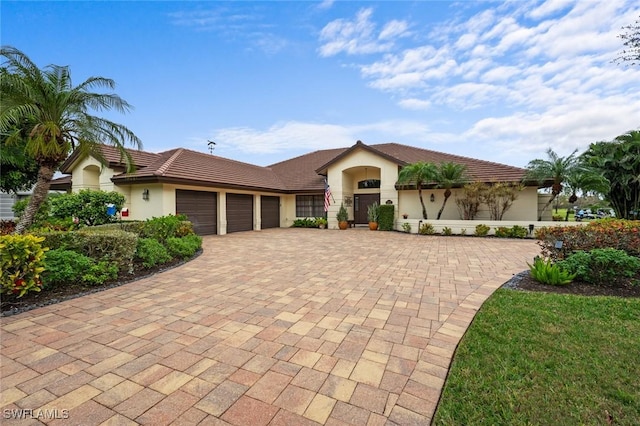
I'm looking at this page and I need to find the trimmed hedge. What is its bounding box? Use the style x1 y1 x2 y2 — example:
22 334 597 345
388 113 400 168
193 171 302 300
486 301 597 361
378 204 395 231
535 219 640 261
35 228 138 272
42 249 118 287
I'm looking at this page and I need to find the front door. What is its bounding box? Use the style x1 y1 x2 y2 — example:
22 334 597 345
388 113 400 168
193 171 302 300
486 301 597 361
354 194 380 224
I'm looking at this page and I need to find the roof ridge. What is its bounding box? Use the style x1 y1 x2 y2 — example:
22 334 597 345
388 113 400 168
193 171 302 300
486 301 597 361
373 142 525 171
155 148 184 176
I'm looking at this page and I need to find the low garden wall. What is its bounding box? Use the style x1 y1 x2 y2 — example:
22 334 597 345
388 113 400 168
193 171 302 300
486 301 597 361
393 219 583 236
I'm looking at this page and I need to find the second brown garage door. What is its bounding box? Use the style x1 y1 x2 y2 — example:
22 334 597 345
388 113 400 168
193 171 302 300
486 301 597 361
227 193 253 233
260 196 280 229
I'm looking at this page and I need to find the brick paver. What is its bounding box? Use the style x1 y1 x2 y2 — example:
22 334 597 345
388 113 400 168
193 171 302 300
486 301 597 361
1 228 539 424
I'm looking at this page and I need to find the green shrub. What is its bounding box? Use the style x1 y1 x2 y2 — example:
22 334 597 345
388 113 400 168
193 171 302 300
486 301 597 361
76 228 137 271
35 228 137 272
12 195 54 226
442 227 453 236
402 222 411 233
0 234 47 297
50 190 125 226
135 238 172 268
528 257 576 286
558 248 640 286
494 227 510 238
139 214 192 243
292 218 317 228
166 234 202 259
535 219 640 261
419 222 436 235
474 224 490 237
378 204 395 231
510 225 528 238
42 249 117 287
495 225 528 239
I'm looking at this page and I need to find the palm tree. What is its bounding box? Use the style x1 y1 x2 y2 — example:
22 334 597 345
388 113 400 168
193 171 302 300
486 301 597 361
524 148 579 221
1 46 141 233
433 162 468 220
582 130 640 219
397 161 437 219
563 165 609 221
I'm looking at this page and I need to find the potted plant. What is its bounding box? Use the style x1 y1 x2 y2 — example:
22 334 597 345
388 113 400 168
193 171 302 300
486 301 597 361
316 217 327 229
367 202 380 230
336 203 349 230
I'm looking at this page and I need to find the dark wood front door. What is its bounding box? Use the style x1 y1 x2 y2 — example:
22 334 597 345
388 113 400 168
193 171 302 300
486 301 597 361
354 193 380 224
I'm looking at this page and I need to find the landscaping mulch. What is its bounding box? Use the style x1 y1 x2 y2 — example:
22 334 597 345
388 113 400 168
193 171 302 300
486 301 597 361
504 270 640 298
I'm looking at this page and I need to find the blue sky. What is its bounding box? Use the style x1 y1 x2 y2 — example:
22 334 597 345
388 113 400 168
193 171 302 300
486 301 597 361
2 0 639 168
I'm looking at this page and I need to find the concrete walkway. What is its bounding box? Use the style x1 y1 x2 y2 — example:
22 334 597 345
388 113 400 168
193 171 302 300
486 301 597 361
1 228 540 425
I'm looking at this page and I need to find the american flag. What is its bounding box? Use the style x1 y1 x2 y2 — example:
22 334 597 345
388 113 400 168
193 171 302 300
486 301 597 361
324 180 332 212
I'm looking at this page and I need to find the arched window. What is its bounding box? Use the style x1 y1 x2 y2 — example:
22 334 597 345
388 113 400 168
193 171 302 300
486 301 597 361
358 179 381 189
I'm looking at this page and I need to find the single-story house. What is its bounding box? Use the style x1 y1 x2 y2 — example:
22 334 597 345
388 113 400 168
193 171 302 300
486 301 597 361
58 140 550 235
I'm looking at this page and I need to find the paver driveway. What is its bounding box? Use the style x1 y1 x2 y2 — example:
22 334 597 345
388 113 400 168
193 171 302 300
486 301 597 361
1 228 540 425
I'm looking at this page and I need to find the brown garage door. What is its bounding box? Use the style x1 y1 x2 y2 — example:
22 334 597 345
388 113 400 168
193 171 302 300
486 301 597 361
261 196 280 229
175 190 217 235
227 193 253 233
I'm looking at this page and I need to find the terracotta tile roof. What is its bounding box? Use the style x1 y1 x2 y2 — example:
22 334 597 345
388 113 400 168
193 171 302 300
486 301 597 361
63 141 531 194
60 144 160 173
372 143 527 183
113 148 287 192
268 147 348 192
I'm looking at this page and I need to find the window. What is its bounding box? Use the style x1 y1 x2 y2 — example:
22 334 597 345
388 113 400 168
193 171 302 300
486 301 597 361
296 195 324 217
358 179 381 189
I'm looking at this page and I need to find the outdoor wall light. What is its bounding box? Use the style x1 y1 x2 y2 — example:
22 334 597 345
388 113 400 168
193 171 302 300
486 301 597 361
142 189 149 201
430 193 435 203
529 224 535 235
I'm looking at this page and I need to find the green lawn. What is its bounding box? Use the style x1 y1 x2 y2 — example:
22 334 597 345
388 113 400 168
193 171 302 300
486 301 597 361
433 290 640 425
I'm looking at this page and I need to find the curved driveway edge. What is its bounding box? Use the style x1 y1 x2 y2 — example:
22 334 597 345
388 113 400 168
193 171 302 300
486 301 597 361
1 228 540 425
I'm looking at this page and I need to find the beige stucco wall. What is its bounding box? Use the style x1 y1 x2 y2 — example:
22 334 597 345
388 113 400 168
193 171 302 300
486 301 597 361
397 186 539 222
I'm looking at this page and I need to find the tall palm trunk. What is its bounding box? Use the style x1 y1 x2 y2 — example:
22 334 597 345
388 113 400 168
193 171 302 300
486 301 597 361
418 188 428 219
538 194 557 221
14 164 55 234
437 189 452 220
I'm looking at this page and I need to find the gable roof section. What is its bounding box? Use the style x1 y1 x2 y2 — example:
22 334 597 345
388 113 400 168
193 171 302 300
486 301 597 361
314 141 405 175
60 144 161 173
268 147 348 192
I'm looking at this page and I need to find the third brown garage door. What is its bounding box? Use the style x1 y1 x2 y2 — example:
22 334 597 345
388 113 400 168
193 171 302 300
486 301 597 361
260 196 280 229
226 193 253 233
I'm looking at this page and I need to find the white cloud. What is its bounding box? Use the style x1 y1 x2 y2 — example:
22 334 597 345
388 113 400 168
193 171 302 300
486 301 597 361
397 98 431 110
205 120 432 156
317 0 334 11
318 8 409 57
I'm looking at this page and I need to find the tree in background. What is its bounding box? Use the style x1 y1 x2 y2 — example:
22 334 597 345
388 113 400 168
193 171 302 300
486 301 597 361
455 182 486 220
582 130 640 219
525 148 579 221
0 46 141 234
563 165 610 221
0 135 38 194
615 16 640 66
481 182 524 221
433 162 468 220
397 161 437 219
